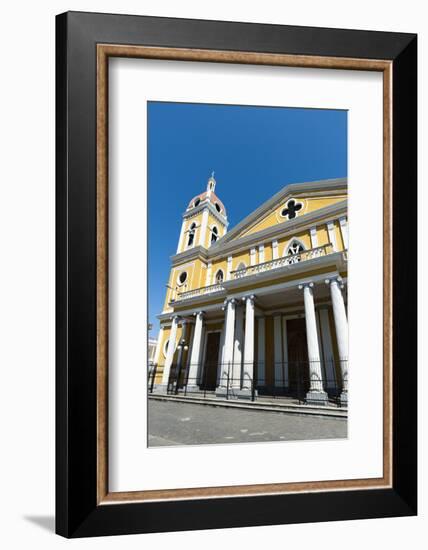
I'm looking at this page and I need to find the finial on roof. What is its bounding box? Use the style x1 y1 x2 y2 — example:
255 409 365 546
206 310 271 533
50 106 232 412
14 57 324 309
207 171 216 193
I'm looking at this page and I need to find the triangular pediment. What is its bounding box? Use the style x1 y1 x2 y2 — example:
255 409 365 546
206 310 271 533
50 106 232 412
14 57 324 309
211 178 347 247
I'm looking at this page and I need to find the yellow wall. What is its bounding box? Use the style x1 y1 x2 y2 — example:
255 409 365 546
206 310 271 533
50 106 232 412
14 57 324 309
210 258 227 284
264 242 273 262
334 220 345 250
278 230 312 256
305 195 346 214
316 225 329 246
238 194 346 239
206 212 226 248
232 250 250 271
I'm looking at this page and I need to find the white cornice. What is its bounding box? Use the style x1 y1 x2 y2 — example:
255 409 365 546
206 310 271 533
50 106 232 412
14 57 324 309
183 199 229 227
170 200 347 266
211 177 347 248
208 200 347 259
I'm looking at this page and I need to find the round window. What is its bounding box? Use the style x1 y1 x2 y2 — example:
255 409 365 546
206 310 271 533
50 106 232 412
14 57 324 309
194 198 201 207
178 271 187 285
214 202 221 213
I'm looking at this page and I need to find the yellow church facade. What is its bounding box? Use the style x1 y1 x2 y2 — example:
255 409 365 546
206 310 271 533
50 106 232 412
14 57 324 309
151 175 348 405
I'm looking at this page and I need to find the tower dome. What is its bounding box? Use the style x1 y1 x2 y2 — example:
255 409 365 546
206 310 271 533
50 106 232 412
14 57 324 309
187 173 227 217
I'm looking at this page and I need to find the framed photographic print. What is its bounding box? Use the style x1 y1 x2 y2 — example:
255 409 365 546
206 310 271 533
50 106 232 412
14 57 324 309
56 11 417 537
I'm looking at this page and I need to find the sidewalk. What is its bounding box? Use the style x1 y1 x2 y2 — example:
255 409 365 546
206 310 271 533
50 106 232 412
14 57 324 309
149 392 348 419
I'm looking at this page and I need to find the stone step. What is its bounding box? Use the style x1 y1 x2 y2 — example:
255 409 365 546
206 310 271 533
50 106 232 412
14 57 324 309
148 393 348 419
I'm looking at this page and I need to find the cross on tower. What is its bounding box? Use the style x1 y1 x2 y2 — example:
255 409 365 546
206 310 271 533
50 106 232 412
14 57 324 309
281 199 302 220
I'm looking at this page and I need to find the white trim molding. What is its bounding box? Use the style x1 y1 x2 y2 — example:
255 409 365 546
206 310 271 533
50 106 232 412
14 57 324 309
339 216 349 249
327 221 338 252
310 226 318 248
272 239 279 260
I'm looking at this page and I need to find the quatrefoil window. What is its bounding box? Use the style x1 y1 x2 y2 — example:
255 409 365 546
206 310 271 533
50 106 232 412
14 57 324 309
280 199 303 220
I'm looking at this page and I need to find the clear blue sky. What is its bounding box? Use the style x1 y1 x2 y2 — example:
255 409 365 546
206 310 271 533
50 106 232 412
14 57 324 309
148 102 347 337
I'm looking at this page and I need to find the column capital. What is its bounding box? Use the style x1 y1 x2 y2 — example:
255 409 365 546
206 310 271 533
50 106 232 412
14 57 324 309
222 297 236 310
170 314 181 321
242 294 255 303
298 282 314 290
325 276 344 288
193 310 205 318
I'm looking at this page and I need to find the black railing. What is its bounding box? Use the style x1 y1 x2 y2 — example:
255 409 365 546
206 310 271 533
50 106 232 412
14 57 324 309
148 359 348 407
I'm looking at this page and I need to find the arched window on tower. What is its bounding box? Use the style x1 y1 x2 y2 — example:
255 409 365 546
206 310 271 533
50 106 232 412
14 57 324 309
215 269 224 284
187 223 196 247
211 226 218 243
284 239 305 264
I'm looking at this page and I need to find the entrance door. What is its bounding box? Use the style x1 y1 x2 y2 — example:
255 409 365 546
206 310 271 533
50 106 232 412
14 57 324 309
287 318 309 395
200 332 220 391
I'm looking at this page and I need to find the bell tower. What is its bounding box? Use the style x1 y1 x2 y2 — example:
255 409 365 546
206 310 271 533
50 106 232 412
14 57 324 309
176 173 228 254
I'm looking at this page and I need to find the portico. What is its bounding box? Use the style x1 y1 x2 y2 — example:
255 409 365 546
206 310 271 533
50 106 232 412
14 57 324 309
154 267 348 405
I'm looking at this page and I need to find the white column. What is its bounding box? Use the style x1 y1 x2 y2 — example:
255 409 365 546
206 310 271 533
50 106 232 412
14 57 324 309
257 317 265 386
258 244 265 263
226 256 233 280
250 247 257 266
162 316 180 386
205 261 212 286
274 315 283 386
327 221 338 252
272 239 279 260
242 295 255 391
310 226 318 248
187 312 204 387
339 216 349 249
232 303 244 389
199 209 209 247
326 277 348 402
318 308 336 389
217 299 236 389
299 283 328 403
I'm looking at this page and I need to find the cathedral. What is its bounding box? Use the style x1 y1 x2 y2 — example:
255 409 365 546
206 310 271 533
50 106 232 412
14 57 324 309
151 174 348 406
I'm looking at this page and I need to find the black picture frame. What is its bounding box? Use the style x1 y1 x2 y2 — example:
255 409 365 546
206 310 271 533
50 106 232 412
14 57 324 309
56 11 417 538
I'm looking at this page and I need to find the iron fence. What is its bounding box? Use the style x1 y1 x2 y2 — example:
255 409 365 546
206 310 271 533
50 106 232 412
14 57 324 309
148 359 347 407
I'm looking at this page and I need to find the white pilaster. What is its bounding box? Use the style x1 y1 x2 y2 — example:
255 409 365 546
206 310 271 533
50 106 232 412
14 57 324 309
318 307 336 389
226 256 233 280
217 324 226 384
187 312 204 387
175 320 188 372
250 247 257 266
339 216 349 249
242 295 255 391
205 261 212 286
282 318 289 388
299 283 328 403
152 327 164 367
272 239 279 260
232 303 244 388
176 221 187 253
310 226 318 248
274 315 283 385
327 221 338 252
217 299 236 389
258 244 265 263
161 316 180 386
257 317 265 386
326 277 348 403
199 209 209 247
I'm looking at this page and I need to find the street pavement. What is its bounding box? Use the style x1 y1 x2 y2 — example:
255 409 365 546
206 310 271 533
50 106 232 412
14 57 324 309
148 399 347 447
